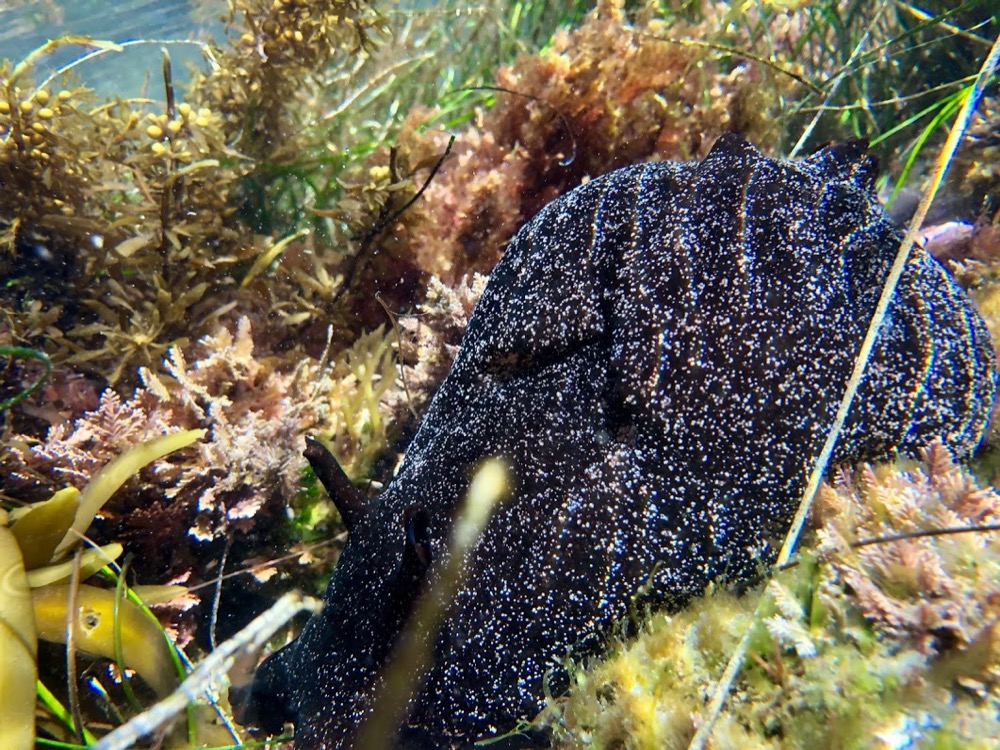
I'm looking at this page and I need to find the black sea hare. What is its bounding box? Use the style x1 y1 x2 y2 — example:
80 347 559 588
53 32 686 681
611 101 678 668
240 134 997 747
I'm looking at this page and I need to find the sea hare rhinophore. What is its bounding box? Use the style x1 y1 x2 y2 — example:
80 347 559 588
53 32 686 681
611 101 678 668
239 134 997 747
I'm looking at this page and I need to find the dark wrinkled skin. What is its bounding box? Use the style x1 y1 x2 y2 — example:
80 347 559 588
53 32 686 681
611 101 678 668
238 135 997 748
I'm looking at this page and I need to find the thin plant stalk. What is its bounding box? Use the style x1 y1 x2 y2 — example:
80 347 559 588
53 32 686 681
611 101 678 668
65 551 84 745
355 459 510 748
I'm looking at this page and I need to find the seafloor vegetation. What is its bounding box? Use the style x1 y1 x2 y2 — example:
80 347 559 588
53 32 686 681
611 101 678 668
0 0 998 747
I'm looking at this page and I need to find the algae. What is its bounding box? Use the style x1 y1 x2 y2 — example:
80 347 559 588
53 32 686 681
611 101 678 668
539 449 1000 749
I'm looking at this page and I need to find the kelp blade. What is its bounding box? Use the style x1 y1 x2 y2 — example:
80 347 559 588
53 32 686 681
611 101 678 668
52 429 205 559
32 584 179 697
0 526 37 750
10 488 80 570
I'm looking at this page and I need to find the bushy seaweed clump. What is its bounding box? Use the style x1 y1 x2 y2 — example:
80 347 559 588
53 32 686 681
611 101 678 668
539 445 1000 749
191 0 383 160
387 0 790 286
0 0 388 392
0 0 411 600
4 317 400 583
0 57 255 384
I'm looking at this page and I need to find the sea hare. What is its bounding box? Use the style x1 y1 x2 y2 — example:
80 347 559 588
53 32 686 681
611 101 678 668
239 134 997 747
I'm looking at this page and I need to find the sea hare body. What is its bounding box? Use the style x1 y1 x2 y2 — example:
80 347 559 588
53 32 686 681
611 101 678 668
241 135 997 747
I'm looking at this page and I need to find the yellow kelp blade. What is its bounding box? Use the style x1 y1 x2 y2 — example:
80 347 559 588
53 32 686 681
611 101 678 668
52 428 204 559
0 525 38 750
26 543 123 588
9 487 80 569
130 584 190 607
32 584 179 697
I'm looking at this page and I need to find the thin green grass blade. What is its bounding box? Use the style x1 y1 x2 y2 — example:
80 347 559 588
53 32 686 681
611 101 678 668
0 347 52 411
36 680 98 746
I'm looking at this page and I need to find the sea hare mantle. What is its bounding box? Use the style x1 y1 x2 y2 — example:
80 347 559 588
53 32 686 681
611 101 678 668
238 134 998 748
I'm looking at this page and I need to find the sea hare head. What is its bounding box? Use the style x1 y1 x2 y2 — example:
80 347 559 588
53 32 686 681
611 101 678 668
238 134 997 747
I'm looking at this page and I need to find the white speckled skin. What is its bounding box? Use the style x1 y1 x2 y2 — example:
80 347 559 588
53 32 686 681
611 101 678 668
243 134 997 748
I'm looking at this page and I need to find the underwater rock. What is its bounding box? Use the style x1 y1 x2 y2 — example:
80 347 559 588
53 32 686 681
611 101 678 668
238 134 997 748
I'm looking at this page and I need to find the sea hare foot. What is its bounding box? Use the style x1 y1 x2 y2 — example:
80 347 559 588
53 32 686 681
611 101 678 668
238 134 997 748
